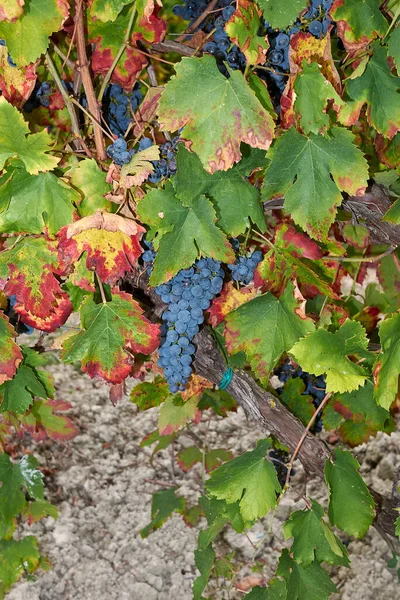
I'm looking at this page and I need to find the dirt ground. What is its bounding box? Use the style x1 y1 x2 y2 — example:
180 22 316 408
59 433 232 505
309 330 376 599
7 358 400 600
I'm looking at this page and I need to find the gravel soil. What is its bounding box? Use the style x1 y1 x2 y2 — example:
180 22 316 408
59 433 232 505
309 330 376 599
7 359 400 600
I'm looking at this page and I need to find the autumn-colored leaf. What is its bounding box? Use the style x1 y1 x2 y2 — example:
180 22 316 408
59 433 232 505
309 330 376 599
208 282 259 327
89 0 134 22
133 86 163 137
18 399 78 442
58 210 145 285
120 145 160 187
225 0 269 66
331 0 388 52
0 236 72 332
130 376 169 410
158 395 201 435
61 291 160 384
0 312 22 385
0 43 37 108
0 0 24 21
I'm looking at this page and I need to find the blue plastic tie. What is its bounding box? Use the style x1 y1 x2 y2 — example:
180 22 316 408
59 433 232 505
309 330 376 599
219 367 233 390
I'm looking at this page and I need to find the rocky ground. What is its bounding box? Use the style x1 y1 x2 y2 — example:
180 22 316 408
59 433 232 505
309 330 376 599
7 357 400 600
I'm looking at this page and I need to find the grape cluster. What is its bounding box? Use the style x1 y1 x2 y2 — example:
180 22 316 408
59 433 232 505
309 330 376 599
228 250 263 285
138 136 180 183
203 5 246 72
269 448 293 487
103 83 143 137
106 137 134 166
0 39 16 67
274 359 326 432
142 240 156 275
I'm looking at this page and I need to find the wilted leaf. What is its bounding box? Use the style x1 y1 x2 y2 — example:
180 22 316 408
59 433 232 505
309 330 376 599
225 1 269 65
0 0 24 21
0 43 37 107
331 0 388 52
120 145 160 187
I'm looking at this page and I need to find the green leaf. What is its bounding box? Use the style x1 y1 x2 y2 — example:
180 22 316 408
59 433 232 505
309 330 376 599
0 97 59 174
0 0 69 66
388 25 400 73
245 580 287 600
158 55 275 173
276 549 337 600
279 378 316 426
0 537 41 592
137 181 234 285
193 545 215 600
331 0 388 51
224 282 314 384
294 61 344 135
23 499 58 524
130 377 169 410
373 312 400 410
257 0 307 29
61 292 160 384
339 42 400 139
0 453 44 536
140 488 185 538
283 499 349 567
325 448 375 538
0 312 22 386
0 364 49 414
177 446 203 472
396 514 400 539
225 2 269 65
66 158 112 217
0 166 78 236
205 439 281 523
173 146 266 237
290 319 369 394
90 0 133 22
158 395 200 435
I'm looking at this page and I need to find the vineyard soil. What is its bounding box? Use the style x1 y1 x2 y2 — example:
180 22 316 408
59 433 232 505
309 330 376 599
7 359 400 600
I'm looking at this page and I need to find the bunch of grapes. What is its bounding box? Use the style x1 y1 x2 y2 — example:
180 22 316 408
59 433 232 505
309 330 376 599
137 136 180 183
103 83 143 137
228 250 263 285
106 137 134 166
269 448 293 487
0 39 16 67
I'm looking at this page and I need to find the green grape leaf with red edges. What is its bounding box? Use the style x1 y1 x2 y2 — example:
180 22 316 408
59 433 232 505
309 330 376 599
23 499 58 525
276 549 337 600
88 4 166 90
293 61 344 135
325 448 375 538
58 211 145 286
0 312 22 385
130 377 169 410
0 97 59 174
137 181 234 286
205 439 281 523
373 312 400 410
257 0 308 29
0 166 78 236
339 42 400 139
205 448 233 472
0 236 72 332
158 395 201 435
254 223 338 299
0 537 42 593
245 580 287 600
193 545 215 600
290 319 369 394
388 24 400 73
158 55 275 173
0 453 44 536
18 399 78 442
262 126 369 240
0 0 69 67
183 504 204 528
223 282 315 384
177 446 202 472
283 499 350 567
331 0 388 52
0 0 24 21
376 252 400 313
66 158 112 217
172 146 266 237
140 488 185 538
61 291 160 385
225 0 269 66
90 0 133 22
0 43 37 108
279 377 315 426
208 282 259 327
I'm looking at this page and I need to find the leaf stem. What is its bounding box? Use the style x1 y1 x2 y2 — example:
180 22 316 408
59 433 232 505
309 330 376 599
69 97 115 141
96 272 107 304
322 246 396 263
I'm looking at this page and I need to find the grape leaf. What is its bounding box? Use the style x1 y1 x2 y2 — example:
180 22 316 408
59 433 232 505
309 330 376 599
177 447 232 473
245 580 287 600
23 499 58 525
283 499 349 567
373 312 400 410
19 399 78 442
339 42 400 139
257 0 307 29
158 55 275 173
140 488 185 538
279 378 315 426
325 449 375 538
261 126 369 240
173 146 266 236
396 515 400 539
62 292 159 384
0 312 22 385
90 0 133 22
331 0 388 52
0 236 72 332
130 377 169 410
293 61 344 135
0 0 24 21
208 282 259 327
66 158 112 217
193 545 215 600
290 319 369 394
0 364 49 414
0 43 37 108
225 1 269 65
58 211 145 286
205 439 281 523
0 0 69 67
0 537 41 592
0 97 59 174
158 395 201 435
137 181 234 285
223 282 315 384
0 166 78 236
276 549 337 600
0 453 44 535
388 24 400 72
120 145 160 188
